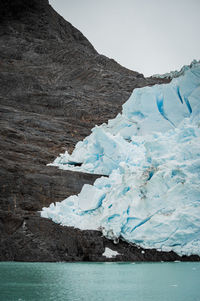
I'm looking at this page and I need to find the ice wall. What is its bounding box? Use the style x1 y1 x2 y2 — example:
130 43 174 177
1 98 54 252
41 62 200 256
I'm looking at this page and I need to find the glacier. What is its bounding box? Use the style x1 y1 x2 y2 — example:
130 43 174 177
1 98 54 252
41 62 200 256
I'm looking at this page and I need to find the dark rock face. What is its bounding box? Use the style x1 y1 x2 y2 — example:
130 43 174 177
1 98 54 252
1 214 199 262
1 0 196 262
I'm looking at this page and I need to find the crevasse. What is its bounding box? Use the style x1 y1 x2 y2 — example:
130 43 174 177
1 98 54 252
41 62 200 256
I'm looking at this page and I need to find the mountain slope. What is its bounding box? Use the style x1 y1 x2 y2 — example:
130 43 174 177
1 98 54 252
0 0 188 262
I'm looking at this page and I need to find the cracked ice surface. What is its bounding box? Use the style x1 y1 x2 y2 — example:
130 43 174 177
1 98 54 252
41 62 200 256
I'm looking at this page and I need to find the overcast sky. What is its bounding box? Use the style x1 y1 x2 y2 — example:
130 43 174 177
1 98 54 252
49 0 200 76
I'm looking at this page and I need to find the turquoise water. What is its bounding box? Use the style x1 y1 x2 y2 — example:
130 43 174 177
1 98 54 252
0 262 200 301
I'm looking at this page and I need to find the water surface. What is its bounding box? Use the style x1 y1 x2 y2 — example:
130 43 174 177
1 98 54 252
0 262 200 301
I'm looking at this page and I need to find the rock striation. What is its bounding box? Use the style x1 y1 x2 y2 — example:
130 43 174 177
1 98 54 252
1 0 194 262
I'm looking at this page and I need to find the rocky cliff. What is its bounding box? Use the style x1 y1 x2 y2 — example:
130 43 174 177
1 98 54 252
1 0 197 262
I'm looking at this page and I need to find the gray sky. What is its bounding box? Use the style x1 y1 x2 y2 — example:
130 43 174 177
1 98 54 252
49 0 200 76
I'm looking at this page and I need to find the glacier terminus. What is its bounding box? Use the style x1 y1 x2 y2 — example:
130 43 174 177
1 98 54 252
41 61 200 257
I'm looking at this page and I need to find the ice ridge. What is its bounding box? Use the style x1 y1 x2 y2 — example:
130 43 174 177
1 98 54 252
41 62 200 256
153 59 200 79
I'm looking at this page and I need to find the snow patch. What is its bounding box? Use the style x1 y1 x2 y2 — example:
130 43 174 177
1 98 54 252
102 247 120 258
